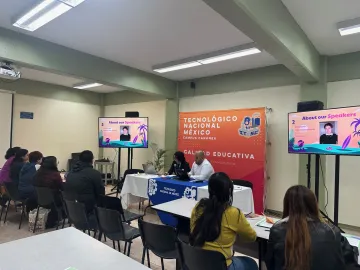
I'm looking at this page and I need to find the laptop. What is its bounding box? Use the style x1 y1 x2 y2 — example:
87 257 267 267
142 164 157 175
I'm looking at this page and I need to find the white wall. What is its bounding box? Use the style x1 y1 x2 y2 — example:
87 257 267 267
0 91 13 166
327 79 360 227
104 100 166 177
180 85 301 211
12 94 100 170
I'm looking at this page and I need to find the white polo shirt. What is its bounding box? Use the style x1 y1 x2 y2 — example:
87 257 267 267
189 159 214 181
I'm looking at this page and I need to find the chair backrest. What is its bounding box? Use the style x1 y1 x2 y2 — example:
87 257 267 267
4 182 20 200
232 179 253 190
138 218 177 255
123 169 144 179
177 241 227 270
98 195 124 215
61 190 78 201
64 199 89 230
36 187 55 207
95 207 125 239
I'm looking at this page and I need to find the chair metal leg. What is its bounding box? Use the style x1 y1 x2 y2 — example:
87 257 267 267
0 203 5 221
62 218 66 229
19 204 26 229
33 206 40 233
112 241 116 249
3 200 11 224
141 247 146 264
161 258 165 270
146 248 151 268
117 241 121 252
93 231 97 239
124 242 127 254
127 242 132 257
87 230 91 236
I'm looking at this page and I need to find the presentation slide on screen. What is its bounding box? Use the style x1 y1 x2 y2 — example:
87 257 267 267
288 106 360 155
98 117 148 148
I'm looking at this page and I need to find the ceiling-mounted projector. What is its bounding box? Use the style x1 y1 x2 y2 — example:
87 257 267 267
0 62 21 81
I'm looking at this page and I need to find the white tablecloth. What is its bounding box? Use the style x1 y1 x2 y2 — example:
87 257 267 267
120 174 158 209
197 185 254 214
121 174 254 214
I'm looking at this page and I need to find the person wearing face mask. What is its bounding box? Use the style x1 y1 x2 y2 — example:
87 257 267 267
189 151 214 181
166 151 191 175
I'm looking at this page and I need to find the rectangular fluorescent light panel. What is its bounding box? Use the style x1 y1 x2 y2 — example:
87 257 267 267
59 0 86 7
154 62 201 73
13 0 85 31
74 83 103 89
339 24 360 36
198 48 261 64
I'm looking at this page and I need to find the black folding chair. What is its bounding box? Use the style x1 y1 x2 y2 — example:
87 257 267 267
232 179 253 190
98 195 144 224
95 206 140 256
0 182 28 229
138 218 178 270
33 187 64 233
177 240 227 270
64 199 98 236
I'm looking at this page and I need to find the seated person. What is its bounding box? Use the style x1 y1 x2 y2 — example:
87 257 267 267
265 185 347 270
320 123 338 144
189 151 214 180
65 150 105 213
9 149 29 186
0 147 21 184
167 151 191 175
190 172 258 270
34 156 63 228
18 151 43 212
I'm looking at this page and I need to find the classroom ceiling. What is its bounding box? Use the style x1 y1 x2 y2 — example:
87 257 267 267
282 0 360 55
0 0 277 81
20 67 122 93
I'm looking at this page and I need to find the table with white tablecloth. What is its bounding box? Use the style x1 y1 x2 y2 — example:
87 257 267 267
121 174 255 214
120 174 158 209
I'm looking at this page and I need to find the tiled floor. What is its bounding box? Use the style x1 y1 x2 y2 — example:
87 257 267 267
0 193 179 269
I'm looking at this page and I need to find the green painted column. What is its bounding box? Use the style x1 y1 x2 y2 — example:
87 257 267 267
164 99 179 171
299 57 327 210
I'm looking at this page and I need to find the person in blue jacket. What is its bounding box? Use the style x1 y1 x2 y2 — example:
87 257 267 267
18 151 43 212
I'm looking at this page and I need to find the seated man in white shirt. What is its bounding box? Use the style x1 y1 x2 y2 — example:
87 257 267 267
189 151 214 180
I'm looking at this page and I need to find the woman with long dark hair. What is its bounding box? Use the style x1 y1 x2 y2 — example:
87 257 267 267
167 151 191 175
34 156 63 228
34 156 63 190
266 185 346 270
190 172 258 270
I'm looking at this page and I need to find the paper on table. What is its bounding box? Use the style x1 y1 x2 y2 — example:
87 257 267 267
255 217 280 229
343 234 360 248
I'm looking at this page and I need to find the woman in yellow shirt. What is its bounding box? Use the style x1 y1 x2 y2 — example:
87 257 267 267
190 172 258 270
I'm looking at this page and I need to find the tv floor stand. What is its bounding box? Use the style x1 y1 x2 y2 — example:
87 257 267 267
306 153 343 230
109 148 134 197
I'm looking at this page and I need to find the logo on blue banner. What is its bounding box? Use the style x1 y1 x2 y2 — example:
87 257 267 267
183 186 197 200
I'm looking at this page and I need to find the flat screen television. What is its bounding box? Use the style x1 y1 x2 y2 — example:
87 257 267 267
288 106 360 155
98 117 148 148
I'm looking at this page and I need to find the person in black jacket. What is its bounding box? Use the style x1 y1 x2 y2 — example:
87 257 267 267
266 185 346 270
18 151 43 212
65 150 104 213
9 149 29 186
166 151 191 175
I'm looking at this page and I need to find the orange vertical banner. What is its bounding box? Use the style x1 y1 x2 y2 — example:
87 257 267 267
178 108 266 213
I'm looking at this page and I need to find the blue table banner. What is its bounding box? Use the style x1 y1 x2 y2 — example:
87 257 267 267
147 177 207 226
